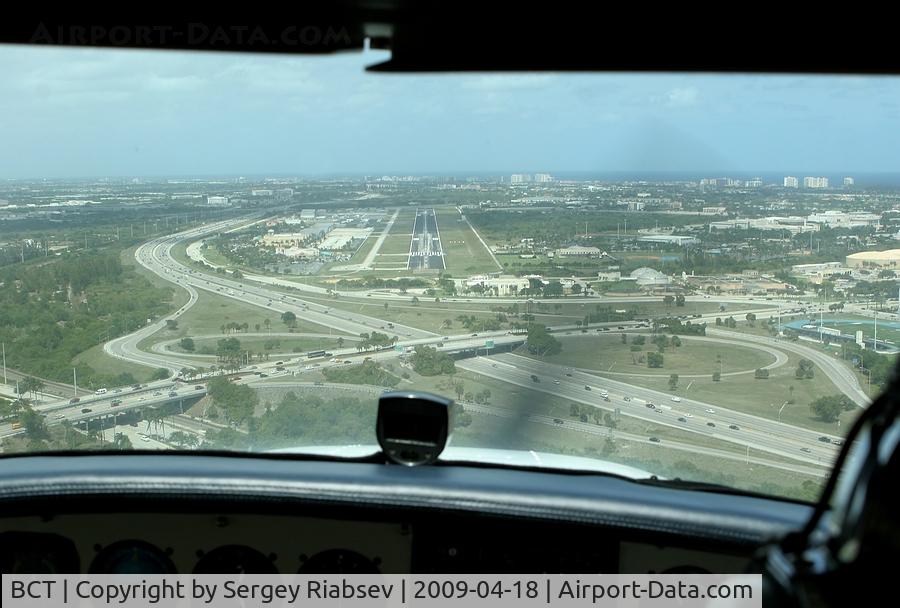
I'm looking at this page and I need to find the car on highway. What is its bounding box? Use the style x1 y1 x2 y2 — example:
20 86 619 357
153 391 162 396
818 436 832 443
80 408 92 414
553 379 560 385
584 385 591 391
800 447 812 453
623 396 631 401
677 417 687 423
110 399 122 407
69 397 81 404
95 388 108 395
834 439 844 446
705 408 715 414
530 374 540 382
553 418 563 424
683 413 693 418
707 422 716 427
649 437 660 443
53 414 65 420
194 385 204 390
565 373 572 377
729 424 740 430
168 391 177 397
671 396 681 402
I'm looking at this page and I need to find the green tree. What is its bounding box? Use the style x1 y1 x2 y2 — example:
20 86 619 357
526 325 562 357
20 406 50 441
754 368 769 379
408 346 456 376
809 395 851 423
280 311 297 328
745 312 757 326
795 359 815 380
150 368 169 380
668 374 679 390
647 352 664 368
110 433 133 450
453 381 465 400
180 337 195 352
712 371 721 382
207 376 258 425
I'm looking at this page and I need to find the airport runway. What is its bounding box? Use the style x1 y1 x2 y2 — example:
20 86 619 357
408 208 445 270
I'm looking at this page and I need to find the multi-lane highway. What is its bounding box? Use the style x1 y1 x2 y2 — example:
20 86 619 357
460 354 842 465
3 214 873 478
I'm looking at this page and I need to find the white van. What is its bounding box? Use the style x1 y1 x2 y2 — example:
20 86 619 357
95 388 108 395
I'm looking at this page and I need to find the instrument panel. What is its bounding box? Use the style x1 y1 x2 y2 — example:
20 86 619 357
0 514 409 574
0 512 752 574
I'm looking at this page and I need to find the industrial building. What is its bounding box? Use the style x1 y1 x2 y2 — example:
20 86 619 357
554 245 602 257
637 235 700 246
846 249 900 268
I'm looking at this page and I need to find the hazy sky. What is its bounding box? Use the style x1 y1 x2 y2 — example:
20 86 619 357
1 44 899 179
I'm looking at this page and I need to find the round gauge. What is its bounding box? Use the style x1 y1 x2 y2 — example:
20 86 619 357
0 532 80 574
89 540 175 574
193 545 277 574
298 549 379 574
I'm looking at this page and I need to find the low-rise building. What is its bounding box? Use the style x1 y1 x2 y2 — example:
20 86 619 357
637 235 700 246
555 245 602 257
463 275 531 296
701 206 728 215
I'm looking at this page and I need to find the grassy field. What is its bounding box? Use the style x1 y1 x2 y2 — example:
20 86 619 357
434 207 500 274
138 290 354 352
818 315 900 344
370 208 416 268
374 234 413 257
196 243 231 268
173 335 348 356
73 344 158 384
589 349 859 434
529 334 774 376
